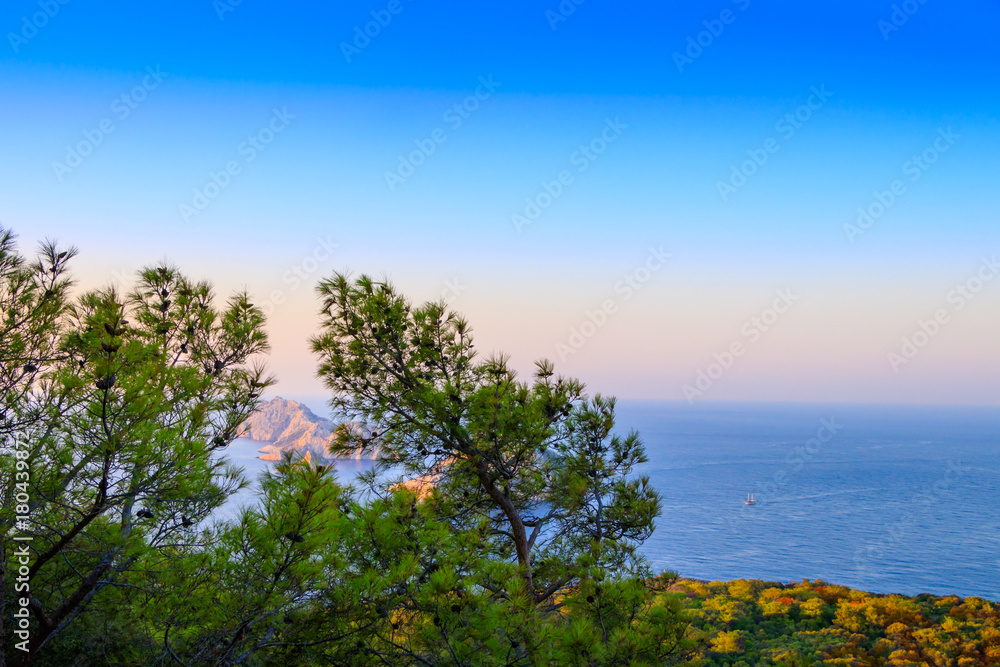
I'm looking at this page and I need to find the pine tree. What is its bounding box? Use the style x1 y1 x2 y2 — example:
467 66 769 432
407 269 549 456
0 232 272 665
311 272 691 664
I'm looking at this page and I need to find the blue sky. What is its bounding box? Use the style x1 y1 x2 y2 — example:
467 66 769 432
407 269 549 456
3 0 999 406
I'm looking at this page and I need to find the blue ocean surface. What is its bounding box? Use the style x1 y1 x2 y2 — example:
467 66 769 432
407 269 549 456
217 400 1000 600
617 401 1000 601
216 438 378 519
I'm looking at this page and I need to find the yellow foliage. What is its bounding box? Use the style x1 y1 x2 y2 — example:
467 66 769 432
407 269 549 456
887 648 924 665
727 579 760 601
710 630 743 653
759 587 784 601
886 622 910 637
835 601 867 632
673 578 1000 667
703 595 748 623
802 597 827 617
940 616 961 633
770 648 803 664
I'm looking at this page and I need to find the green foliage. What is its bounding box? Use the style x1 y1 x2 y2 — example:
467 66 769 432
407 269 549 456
0 232 272 665
310 274 662 590
7 239 996 667
142 454 357 663
310 272 691 664
0 229 76 440
2 250 691 666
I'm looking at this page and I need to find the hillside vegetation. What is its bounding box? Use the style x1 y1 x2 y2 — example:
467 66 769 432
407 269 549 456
675 578 1000 667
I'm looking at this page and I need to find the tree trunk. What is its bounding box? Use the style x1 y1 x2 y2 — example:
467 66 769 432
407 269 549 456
472 461 534 597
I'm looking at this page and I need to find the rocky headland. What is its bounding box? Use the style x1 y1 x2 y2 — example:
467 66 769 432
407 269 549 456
238 397 378 462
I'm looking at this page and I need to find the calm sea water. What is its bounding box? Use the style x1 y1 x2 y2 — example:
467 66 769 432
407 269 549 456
217 439 378 519
618 401 1000 601
217 401 1000 600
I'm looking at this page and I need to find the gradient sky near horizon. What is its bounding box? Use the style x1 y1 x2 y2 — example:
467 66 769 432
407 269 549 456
3 0 999 406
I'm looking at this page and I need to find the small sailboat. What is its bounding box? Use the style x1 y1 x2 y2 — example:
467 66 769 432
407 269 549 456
745 493 756 506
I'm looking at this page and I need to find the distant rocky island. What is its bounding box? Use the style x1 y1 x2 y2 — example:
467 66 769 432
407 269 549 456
238 397 377 463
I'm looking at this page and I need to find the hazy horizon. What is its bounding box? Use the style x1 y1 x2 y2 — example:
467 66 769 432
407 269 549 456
267 394 1000 418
